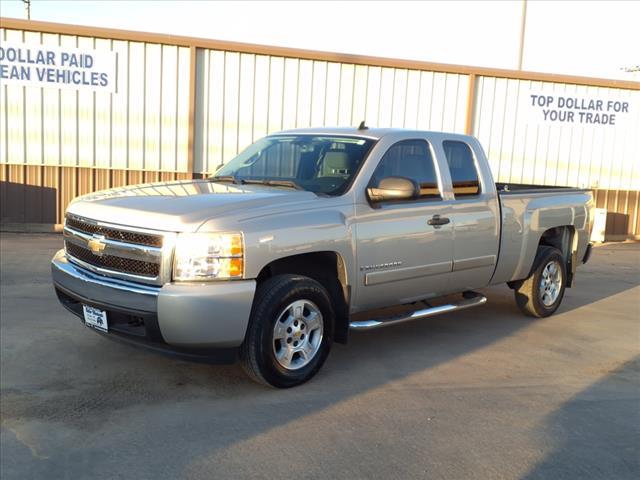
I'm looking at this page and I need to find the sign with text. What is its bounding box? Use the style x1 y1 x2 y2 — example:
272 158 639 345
523 90 633 127
0 42 117 93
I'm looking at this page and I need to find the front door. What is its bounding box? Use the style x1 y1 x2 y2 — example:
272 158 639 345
353 139 454 311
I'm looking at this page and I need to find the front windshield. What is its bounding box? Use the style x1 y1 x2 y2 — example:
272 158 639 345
212 135 375 195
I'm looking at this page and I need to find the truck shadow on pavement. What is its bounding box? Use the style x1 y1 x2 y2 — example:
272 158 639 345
522 355 640 480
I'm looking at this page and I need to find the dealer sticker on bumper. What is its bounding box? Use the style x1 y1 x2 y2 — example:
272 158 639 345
82 305 108 332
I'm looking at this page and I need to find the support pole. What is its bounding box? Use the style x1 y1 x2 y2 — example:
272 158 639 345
518 0 528 70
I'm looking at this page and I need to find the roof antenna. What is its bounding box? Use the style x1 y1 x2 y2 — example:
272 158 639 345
358 120 368 130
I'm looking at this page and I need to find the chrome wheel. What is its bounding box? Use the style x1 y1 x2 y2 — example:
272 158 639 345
272 299 324 370
539 260 562 307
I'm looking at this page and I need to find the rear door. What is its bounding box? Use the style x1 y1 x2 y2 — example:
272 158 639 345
353 138 455 311
439 139 500 291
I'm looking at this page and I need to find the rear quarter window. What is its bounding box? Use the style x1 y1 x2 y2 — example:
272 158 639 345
442 140 481 197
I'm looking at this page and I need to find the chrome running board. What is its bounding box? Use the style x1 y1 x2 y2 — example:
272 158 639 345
349 294 487 331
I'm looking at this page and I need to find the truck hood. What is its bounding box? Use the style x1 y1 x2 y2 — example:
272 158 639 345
66 180 320 232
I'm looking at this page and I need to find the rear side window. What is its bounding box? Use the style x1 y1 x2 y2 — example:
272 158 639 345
442 140 481 197
371 139 440 199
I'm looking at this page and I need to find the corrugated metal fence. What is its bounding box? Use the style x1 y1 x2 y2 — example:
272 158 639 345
194 51 470 173
1 18 639 238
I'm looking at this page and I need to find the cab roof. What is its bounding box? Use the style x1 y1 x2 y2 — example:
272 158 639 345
274 126 470 141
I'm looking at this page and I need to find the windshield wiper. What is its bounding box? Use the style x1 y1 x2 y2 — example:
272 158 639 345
210 176 303 190
209 175 242 185
240 179 304 190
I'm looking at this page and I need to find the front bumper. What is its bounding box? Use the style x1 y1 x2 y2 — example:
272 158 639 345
51 249 256 363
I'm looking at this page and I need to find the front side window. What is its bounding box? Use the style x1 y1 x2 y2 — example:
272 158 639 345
213 135 375 196
442 140 481 197
370 139 440 200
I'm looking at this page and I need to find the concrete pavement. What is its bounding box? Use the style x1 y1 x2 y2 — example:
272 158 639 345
1 233 638 479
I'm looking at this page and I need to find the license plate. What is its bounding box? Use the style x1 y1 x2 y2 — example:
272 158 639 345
83 305 108 332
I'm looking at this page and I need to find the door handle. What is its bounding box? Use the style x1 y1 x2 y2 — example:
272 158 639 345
427 214 450 228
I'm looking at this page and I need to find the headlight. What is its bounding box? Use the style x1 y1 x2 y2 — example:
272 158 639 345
173 232 244 281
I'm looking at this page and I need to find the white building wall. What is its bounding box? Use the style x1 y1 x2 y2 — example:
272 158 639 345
4 25 637 189
473 77 640 190
0 28 191 172
193 49 469 174
1 24 639 235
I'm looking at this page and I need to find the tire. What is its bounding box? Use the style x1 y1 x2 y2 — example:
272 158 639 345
514 246 567 318
240 274 334 388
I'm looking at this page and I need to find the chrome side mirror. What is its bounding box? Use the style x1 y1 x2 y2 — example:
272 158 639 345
367 176 419 203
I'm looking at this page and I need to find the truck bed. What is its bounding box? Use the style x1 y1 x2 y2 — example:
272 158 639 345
491 183 593 286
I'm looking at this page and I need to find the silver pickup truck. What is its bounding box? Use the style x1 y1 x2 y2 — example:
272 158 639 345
51 127 594 387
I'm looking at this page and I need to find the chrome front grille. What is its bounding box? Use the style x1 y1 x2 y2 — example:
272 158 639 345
65 242 161 277
65 216 163 247
63 214 168 284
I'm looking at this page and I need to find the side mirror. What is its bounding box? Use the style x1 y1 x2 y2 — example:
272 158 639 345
367 176 419 203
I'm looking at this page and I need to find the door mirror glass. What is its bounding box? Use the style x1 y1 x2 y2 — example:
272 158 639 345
367 176 419 203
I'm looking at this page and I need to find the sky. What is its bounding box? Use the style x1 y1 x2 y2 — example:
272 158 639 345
1 0 638 81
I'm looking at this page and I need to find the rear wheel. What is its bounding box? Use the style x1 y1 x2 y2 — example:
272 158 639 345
240 274 334 388
514 247 566 318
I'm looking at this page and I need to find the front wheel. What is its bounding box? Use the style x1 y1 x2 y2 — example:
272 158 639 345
240 274 334 388
514 247 567 318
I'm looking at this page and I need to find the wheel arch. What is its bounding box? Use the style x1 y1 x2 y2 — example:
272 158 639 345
255 251 351 343
508 225 577 289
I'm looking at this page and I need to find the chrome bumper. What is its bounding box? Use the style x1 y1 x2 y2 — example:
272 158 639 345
52 249 160 312
51 249 256 348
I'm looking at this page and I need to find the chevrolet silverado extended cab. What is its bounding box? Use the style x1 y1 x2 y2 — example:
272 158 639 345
52 127 594 387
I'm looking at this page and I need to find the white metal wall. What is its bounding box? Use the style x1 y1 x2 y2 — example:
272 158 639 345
2 26 639 190
473 77 640 190
194 50 470 174
0 28 191 172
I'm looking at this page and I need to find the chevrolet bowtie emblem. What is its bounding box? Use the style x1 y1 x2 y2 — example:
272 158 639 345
87 235 107 256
